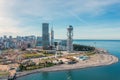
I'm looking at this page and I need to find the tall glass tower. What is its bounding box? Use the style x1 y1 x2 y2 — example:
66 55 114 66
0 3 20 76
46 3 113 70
42 23 50 50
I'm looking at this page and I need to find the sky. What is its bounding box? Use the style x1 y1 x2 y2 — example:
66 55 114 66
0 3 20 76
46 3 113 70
0 0 120 39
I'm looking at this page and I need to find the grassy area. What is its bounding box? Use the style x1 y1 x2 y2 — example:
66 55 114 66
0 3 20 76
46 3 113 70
26 63 55 70
23 52 54 59
0 71 9 77
44 53 54 57
67 54 81 57
19 62 55 71
85 52 95 56
26 65 44 70
23 53 45 59
42 51 54 56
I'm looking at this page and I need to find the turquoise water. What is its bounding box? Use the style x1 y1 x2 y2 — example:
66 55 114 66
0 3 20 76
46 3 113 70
17 40 120 80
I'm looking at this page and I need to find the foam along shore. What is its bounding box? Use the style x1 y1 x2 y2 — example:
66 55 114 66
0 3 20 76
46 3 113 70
16 53 118 78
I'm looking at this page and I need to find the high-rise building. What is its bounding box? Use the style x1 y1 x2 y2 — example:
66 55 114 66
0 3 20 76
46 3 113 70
4 35 7 40
67 25 73 53
50 27 54 46
42 23 50 50
36 37 42 46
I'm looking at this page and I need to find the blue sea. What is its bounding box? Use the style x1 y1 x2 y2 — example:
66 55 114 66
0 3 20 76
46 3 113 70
17 40 120 80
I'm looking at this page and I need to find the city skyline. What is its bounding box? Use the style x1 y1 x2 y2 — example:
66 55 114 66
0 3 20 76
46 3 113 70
0 0 120 39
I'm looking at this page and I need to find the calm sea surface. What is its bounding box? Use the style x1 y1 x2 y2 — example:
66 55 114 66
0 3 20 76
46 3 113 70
17 40 120 80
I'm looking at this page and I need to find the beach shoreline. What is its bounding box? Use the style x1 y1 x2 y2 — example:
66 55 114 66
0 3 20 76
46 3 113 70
16 54 119 78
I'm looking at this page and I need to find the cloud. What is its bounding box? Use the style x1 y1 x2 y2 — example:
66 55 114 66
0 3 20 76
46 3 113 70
0 0 21 36
1 0 120 21
6 0 120 19
0 0 120 39
9 0 120 25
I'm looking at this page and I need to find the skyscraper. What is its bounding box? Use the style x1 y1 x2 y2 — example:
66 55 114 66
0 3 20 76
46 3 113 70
67 25 73 53
50 27 54 46
42 23 50 50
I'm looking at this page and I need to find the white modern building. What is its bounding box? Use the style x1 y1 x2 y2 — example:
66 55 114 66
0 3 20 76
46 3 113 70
67 25 73 53
50 27 54 47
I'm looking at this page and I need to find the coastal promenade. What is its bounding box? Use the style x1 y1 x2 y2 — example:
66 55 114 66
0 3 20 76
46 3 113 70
16 53 118 78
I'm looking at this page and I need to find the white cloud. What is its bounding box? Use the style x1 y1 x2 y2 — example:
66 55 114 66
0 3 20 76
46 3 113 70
7 0 120 19
0 0 21 36
0 0 120 39
1 0 120 21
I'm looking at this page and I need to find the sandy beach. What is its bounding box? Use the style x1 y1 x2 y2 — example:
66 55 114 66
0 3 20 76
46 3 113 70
16 54 118 78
